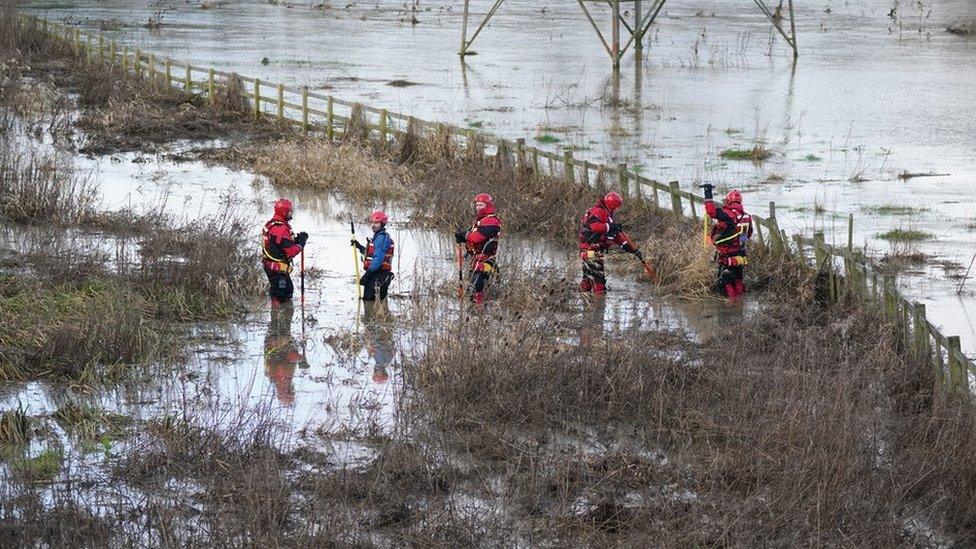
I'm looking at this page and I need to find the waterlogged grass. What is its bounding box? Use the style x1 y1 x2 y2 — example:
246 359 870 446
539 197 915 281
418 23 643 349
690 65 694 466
0 407 31 446
863 204 928 216
877 229 933 242
802 154 823 161
535 133 561 144
720 145 772 161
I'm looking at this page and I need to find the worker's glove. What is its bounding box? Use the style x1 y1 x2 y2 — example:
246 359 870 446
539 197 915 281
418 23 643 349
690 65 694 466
699 183 714 200
608 222 623 235
295 232 309 246
455 229 467 244
633 249 644 261
350 239 365 254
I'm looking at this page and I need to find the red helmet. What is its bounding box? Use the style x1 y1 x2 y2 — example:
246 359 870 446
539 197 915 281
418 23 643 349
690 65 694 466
602 191 623 212
474 193 493 205
369 210 388 224
273 198 293 219
724 190 742 205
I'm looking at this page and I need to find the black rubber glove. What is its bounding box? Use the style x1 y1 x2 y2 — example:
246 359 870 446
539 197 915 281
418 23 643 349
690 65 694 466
295 232 308 246
608 222 623 234
455 229 467 244
633 249 644 261
700 183 714 200
350 238 365 254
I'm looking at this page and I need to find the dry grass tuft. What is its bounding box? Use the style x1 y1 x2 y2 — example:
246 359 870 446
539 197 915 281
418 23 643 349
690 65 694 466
246 137 411 202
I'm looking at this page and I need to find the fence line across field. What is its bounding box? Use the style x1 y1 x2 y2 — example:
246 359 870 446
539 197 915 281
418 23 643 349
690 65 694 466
24 13 975 391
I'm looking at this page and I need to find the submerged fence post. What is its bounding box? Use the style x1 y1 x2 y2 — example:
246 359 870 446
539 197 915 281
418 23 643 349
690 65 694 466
276 83 284 121
669 181 682 215
253 79 261 119
301 87 309 133
564 151 575 185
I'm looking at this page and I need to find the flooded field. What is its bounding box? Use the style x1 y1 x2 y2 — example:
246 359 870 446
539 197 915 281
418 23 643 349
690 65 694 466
5 4 976 545
24 0 976 351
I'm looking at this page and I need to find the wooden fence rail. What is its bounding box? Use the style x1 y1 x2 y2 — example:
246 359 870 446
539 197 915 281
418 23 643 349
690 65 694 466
23 13 975 391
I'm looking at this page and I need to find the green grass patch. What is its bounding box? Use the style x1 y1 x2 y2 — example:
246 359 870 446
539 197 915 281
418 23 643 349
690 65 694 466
11 448 63 483
876 229 933 242
535 134 561 144
464 119 484 128
802 154 823 162
719 145 772 161
863 204 928 216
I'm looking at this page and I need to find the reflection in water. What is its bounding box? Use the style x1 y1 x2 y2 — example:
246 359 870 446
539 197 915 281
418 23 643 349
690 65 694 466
363 301 395 385
578 296 609 345
263 303 308 406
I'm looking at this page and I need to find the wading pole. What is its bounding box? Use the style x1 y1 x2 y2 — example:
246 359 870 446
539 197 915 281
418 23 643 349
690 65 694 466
300 249 305 307
456 244 465 301
351 220 362 300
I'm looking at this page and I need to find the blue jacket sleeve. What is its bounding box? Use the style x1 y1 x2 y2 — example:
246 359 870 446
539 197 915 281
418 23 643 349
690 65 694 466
367 233 391 273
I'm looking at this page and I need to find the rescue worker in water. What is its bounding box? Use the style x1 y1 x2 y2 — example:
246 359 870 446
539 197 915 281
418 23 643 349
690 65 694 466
702 184 753 302
351 210 396 302
261 198 308 305
578 191 645 294
455 193 501 305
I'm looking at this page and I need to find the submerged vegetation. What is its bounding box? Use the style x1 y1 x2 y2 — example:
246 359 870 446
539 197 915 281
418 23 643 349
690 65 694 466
877 228 933 242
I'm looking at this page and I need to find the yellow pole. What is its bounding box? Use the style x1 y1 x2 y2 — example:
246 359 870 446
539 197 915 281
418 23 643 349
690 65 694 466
350 221 362 300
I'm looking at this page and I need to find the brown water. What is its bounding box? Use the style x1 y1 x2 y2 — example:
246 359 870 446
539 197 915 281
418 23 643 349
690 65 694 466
25 0 976 352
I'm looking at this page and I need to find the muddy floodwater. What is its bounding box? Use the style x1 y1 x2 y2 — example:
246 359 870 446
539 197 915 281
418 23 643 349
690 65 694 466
24 0 976 353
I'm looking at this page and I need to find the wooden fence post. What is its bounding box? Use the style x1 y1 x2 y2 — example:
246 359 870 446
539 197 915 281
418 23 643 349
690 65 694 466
135 48 142 77
253 79 261 119
276 83 284 121
122 45 128 72
326 96 335 140
669 181 682 215
301 87 309 133
564 151 575 184
515 138 525 170
97 33 103 61
207 69 215 103
948 336 966 391
165 59 172 87
883 276 896 317
532 148 540 174
149 54 156 84
184 64 191 92
617 164 629 196
378 109 388 142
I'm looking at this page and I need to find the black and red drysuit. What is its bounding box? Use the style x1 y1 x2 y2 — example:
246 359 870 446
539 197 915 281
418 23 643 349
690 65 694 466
262 208 306 303
578 200 641 294
456 203 501 303
704 195 753 300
